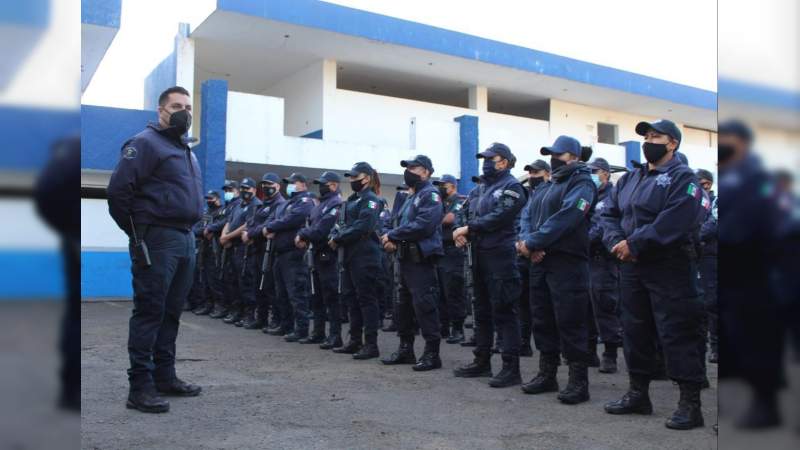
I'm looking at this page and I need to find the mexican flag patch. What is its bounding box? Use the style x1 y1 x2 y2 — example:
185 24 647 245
576 198 590 213
367 200 377 209
701 195 711 210
687 183 700 198
432 192 440 202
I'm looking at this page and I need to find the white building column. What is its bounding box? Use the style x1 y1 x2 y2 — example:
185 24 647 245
468 85 488 112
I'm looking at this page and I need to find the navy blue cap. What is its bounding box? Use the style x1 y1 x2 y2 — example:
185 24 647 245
471 175 483 183
588 158 610 172
205 190 220 199
636 119 682 149
433 174 458 186
313 171 341 184
477 142 516 165
541 136 581 157
344 161 375 178
580 146 593 162
718 119 753 143
240 177 256 189
222 179 239 190
696 169 714 182
260 172 281 184
400 154 434 174
282 173 307 184
524 159 551 173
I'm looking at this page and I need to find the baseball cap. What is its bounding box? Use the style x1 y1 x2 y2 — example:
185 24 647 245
540 136 581 157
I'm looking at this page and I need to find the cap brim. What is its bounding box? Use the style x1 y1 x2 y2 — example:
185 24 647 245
523 165 534 171
343 172 355 178
476 150 497 159
470 176 481 183
635 121 654 136
540 147 559 156
400 160 421 168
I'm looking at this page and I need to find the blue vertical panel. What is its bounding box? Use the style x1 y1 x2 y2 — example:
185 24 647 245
195 79 228 196
620 140 641 170
454 115 479 195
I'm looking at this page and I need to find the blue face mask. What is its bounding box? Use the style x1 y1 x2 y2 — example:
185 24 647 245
591 174 601 188
223 191 234 202
286 184 296 196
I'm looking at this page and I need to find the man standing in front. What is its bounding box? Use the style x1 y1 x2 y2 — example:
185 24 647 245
107 86 204 413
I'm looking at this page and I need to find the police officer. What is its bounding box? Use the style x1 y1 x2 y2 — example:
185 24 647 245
248 173 286 332
191 191 224 315
516 136 596 404
264 173 314 341
601 119 706 430
220 178 262 326
107 86 203 413
586 157 623 373
458 174 484 348
206 180 241 319
696 168 718 364
381 185 412 333
452 143 527 388
381 155 445 371
186 191 219 312
296 171 344 348
517 160 551 357
432 174 468 344
329 162 384 360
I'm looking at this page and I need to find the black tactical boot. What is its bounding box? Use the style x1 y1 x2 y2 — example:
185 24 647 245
605 374 653 414
243 307 266 330
588 340 600 367
734 389 781 429
381 339 416 365
209 304 228 319
155 378 202 397
319 334 343 350
223 307 242 324
521 353 559 394
488 354 522 388
235 306 253 327
127 387 169 413
266 325 288 336
193 302 213 315
413 340 442 371
446 323 464 344
598 344 618 374
333 339 362 354
353 343 380 360
453 349 492 378
557 361 590 404
460 333 477 347
299 334 326 344
284 330 307 343
665 382 704 430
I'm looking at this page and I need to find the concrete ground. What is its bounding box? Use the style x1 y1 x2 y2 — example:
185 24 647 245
82 301 718 450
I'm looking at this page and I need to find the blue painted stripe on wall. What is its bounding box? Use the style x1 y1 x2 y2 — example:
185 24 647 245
718 78 800 112
0 0 49 27
301 129 323 139
81 0 121 28
0 106 79 171
81 105 156 171
620 141 641 170
454 115 478 195
217 0 716 110
0 250 64 299
196 79 228 196
81 250 132 299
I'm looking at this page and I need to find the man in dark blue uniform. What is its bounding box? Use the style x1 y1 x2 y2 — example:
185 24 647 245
206 180 240 319
452 143 527 388
265 173 314 341
586 157 623 373
457 176 483 348
296 171 344 347
189 191 223 315
695 168 718 364
247 173 286 332
381 155 445 371
601 119 706 430
432 174 468 344
107 86 203 413
517 136 596 404
381 186 412 333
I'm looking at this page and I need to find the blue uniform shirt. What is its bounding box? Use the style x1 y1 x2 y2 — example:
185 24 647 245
266 191 314 252
388 180 445 258
588 181 613 251
246 193 285 245
297 190 343 247
467 169 528 251
330 187 382 247
228 196 262 243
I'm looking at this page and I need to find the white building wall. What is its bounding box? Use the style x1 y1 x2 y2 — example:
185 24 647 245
261 59 335 137
81 199 128 250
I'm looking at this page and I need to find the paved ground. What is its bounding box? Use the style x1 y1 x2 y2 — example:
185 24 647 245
82 301 718 450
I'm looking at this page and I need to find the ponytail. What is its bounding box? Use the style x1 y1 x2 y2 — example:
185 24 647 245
369 171 381 196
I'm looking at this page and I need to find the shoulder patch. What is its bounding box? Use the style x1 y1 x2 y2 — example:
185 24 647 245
367 200 378 209
686 183 700 198
122 146 137 160
431 191 441 202
576 198 591 213
301 197 310 202
502 189 521 199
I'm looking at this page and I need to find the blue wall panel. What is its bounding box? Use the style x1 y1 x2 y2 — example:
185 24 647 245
81 251 132 298
81 105 155 171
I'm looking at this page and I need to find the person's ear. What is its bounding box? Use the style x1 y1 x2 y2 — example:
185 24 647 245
667 138 678 152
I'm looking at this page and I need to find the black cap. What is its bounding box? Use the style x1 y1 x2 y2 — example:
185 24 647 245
260 172 281 184
588 158 610 172
397 184 409 191
580 146 593 162
635 119 682 149
696 169 714 182
541 136 581 157
433 174 458 186
477 143 516 166
400 154 434 174
313 171 341 184
718 119 754 144
222 179 239 190
205 190 220 199
471 175 482 184
344 161 375 178
240 177 256 189
282 173 307 184
524 159 551 173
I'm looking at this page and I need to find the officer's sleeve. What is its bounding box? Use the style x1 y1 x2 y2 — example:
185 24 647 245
467 184 527 233
246 208 266 243
588 201 605 244
301 204 341 244
267 198 313 232
106 138 159 235
601 177 627 251
517 195 532 241
524 180 595 251
206 212 227 234
699 197 717 242
388 191 444 242
626 171 704 257
192 217 206 237
334 196 380 245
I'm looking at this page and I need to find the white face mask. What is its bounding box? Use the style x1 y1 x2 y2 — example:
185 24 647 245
591 174 601 187
286 184 297 196
223 192 234 202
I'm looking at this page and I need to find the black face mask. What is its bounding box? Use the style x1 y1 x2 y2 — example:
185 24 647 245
168 109 192 136
718 144 735 164
403 170 422 189
643 142 669 164
528 176 545 189
241 191 253 202
318 183 331 196
482 159 499 178
350 178 365 193
263 186 277 197
550 157 566 172
438 186 449 197
206 201 217 209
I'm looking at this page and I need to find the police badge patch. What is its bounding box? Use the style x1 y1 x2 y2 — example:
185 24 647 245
595 200 605 211
655 173 672 188
122 146 137 160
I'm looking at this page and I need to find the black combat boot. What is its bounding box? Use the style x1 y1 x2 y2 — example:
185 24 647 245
588 340 600 367
453 349 492 378
353 342 379 360
284 329 307 342
488 354 521 388
193 302 213 315
381 338 416 365
243 307 266 330
413 340 442 371
598 344 618 374
333 338 362 354
521 353 560 394
605 374 653 415
557 361 590 404
235 306 253 327
300 320 326 344
319 333 343 350
735 389 781 429
223 306 242 324
127 387 169 413
665 382 704 430
446 322 464 344
209 304 228 319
